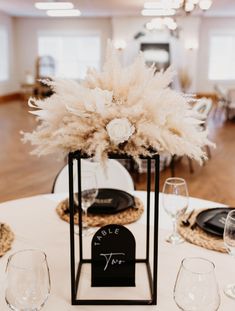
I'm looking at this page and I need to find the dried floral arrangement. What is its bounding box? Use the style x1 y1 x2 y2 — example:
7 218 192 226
22 44 212 165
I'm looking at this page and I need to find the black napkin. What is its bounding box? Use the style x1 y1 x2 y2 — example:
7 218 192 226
204 211 228 234
88 188 134 214
88 196 119 214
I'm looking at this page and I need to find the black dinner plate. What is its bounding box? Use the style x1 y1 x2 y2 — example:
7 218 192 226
86 188 135 215
196 207 235 237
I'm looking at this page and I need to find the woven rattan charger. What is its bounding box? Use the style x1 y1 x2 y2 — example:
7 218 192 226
56 196 144 227
0 223 14 257
178 209 226 253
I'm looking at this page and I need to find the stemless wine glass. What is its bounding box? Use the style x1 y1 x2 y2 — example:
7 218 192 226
162 177 189 244
80 170 98 235
223 209 235 299
5 249 51 311
174 257 220 311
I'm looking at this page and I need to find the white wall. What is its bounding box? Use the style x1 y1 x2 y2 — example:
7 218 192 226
14 17 112 83
197 17 235 93
112 16 235 94
3 13 235 95
0 11 19 95
112 16 201 92
177 17 201 92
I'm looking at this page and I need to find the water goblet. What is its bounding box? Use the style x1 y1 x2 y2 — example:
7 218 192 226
162 177 189 244
223 209 235 299
174 257 220 311
5 249 51 311
80 170 98 235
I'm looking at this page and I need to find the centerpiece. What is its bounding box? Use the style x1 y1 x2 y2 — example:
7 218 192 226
22 42 212 305
23 42 210 164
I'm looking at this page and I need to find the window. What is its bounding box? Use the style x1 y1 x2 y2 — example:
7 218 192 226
0 27 9 81
38 33 100 79
208 34 235 80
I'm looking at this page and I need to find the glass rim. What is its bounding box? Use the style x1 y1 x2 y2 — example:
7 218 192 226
181 257 215 275
7 249 47 270
164 177 187 186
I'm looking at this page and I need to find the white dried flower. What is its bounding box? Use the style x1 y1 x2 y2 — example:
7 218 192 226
106 118 135 145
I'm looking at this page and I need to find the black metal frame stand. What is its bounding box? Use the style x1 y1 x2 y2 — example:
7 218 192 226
68 151 159 305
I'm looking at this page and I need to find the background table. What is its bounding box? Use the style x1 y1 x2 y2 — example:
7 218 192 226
0 191 233 310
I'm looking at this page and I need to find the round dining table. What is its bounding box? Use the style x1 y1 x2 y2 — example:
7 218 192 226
0 191 233 310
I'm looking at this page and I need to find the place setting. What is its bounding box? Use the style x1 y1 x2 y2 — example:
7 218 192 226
161 176 235 253
56 169 144 233
178 204 234 253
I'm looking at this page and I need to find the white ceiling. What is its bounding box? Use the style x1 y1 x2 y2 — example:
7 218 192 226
0 0 235 17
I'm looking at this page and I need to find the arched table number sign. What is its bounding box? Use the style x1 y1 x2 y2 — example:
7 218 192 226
92 224 135 287
68 152 159 306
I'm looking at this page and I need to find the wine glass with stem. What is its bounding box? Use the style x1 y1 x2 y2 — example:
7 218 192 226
223 209 235 299
5 249 51 311
162 177 189 244
79 170 98 236
174 257 220 311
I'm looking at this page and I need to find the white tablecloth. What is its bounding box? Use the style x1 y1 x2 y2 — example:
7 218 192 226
0 191 233 310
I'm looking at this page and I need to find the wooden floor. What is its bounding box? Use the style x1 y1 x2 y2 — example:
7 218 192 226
1 99 235 206
0 100 65 203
